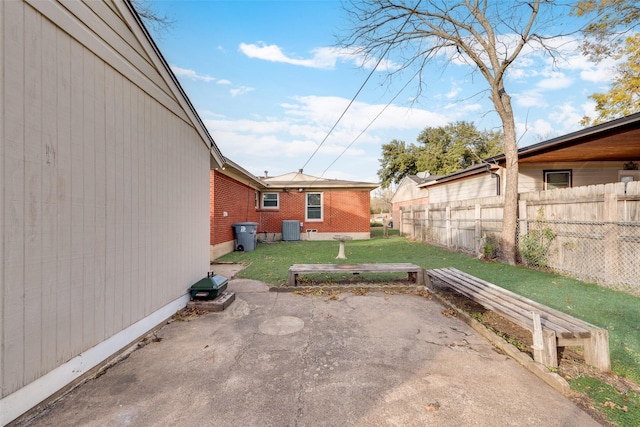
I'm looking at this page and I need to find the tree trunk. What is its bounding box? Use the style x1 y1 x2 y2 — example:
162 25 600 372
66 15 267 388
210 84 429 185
494 86 519 265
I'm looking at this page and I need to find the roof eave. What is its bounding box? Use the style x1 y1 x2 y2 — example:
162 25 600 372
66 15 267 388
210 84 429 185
485 111 640 164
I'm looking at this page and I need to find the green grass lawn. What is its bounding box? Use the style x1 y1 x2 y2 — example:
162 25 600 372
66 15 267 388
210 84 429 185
216 229 640 424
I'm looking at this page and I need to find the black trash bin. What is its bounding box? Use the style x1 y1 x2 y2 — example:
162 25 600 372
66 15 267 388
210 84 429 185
232 222 258 251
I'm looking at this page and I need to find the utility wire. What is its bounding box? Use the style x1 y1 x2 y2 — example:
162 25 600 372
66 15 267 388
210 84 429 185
298 0 423 175
318 68 421 180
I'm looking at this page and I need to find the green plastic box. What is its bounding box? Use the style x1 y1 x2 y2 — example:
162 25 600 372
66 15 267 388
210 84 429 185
189 274 228 300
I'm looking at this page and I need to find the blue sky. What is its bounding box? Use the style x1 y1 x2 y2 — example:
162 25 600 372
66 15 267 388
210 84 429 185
146 0 618 184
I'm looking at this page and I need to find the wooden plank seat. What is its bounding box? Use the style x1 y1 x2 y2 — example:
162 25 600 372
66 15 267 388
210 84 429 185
288 263 425 287
427 267 610 372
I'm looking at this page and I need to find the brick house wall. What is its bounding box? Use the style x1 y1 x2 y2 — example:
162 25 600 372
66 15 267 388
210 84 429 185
258 189 371 234
210 171 373 260
210 170 259 258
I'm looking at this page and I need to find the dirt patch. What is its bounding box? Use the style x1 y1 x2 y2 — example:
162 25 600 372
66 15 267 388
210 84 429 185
435 287 638 426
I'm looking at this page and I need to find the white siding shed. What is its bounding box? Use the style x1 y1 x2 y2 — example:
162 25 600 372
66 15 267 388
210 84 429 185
1 1 223 424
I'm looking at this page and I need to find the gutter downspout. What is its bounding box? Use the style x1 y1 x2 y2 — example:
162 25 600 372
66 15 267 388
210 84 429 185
485 164 500 196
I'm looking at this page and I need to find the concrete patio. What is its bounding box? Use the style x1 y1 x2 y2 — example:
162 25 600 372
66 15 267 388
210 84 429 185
23 267 599 426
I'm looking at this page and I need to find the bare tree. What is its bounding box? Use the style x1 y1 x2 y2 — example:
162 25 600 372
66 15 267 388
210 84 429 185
340 0 570 265
130 0 175 35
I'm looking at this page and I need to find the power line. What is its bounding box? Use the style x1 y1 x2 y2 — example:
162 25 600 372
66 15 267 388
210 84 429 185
318 68 421 179
298 0 423 174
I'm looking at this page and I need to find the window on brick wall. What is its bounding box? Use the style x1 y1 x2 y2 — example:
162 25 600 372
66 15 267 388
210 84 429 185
261 192 279 209
306 192 322 221
255 191 259 209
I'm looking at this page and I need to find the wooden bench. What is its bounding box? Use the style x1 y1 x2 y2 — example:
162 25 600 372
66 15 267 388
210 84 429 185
427 267 610 372
288 263 425 287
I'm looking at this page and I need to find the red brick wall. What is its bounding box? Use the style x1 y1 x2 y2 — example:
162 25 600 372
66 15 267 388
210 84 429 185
257 190 371 234
210 171 259 246
211 170 372 245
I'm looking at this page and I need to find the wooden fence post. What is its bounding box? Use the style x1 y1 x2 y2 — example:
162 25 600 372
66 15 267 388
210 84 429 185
604 192 619 286
475 204 481 255
424 205 429 243
446 206 452 248
519 199 528 236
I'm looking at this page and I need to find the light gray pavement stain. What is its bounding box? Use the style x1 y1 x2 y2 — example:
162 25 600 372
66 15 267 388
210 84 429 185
23 268 599 427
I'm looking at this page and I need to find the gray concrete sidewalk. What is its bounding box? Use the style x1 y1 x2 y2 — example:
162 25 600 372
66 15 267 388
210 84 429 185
24 269 599 426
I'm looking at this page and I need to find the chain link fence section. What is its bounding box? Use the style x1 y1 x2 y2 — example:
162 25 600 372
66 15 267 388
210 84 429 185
521 219 639 294
399 206 639 294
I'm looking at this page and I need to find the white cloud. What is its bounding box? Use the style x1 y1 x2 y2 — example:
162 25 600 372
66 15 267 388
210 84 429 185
446 84 462 99
514 90 546 108
516 119 555 146
238 42 399 71
517 118 554 144
203 95 453 177
537 71 573 90
229 86 255 96
282 95 450 134
170 65 215 82
551 103 584 133
217 79 231 85
580 101 597 122
239 42 341 69
444 102 482 113
553 53 618 84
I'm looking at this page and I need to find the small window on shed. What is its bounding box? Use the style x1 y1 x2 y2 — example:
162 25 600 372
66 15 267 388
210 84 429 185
544 170 572 190
262 192 279 209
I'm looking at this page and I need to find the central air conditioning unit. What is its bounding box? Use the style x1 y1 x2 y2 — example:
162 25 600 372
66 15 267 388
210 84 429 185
282 220 301 241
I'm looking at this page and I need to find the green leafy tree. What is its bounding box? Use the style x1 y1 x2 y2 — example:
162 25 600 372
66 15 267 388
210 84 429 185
581 35 640 126
573 0 640 124
378 139 422 188
342 0 567 265
378 122 503 187
416 122 503 175
572 0 640 61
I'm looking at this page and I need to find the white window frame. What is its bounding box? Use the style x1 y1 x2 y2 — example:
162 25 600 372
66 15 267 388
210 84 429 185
544 170 572 190
305 192 323 221
261 192 279 209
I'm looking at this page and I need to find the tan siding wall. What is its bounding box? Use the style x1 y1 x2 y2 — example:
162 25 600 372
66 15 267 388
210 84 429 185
391 180 427 204
429 174 499 204
1 0 209 399
519 162 623 191
430 163 624 204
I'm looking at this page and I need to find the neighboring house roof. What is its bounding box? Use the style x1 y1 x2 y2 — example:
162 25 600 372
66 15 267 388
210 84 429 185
405 173 439 186
485 111 640 164
418 163 499 187
217 157 267 188
122 0 225 168
213 164 378 191
392 172 439 199
262 170 379 191
392 172 439 201
421 112 640 187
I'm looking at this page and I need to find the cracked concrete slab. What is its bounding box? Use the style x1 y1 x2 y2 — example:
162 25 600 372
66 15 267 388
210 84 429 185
23 277 599 427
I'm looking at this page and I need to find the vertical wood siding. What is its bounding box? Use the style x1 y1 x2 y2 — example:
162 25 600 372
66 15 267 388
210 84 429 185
1 1 209 398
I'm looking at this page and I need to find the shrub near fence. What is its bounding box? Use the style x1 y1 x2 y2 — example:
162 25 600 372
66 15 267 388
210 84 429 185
399 181 640 295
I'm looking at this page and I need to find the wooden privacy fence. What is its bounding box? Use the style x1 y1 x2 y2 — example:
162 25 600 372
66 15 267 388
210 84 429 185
400 181 640 294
